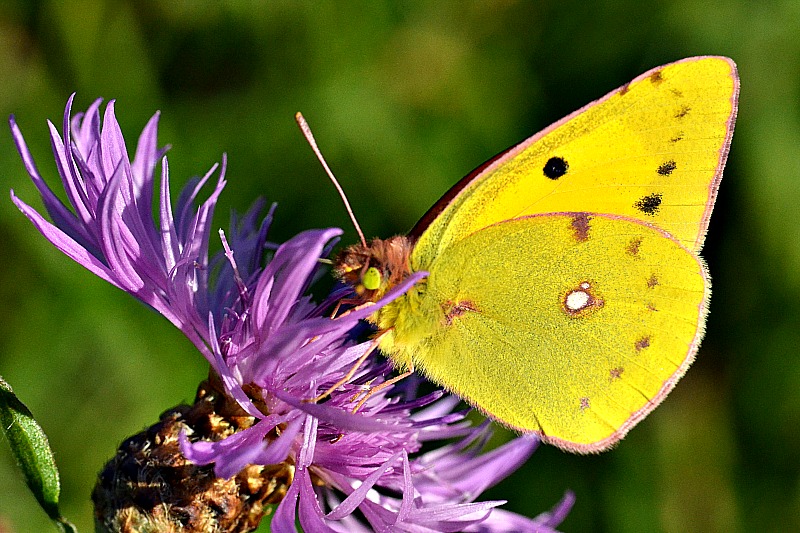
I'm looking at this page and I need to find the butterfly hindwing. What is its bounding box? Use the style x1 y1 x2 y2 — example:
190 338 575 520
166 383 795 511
404 213 708 452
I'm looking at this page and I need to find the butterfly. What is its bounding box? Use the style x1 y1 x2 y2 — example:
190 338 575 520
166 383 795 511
331 56 739 452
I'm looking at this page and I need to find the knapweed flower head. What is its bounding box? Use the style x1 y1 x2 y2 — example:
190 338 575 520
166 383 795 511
10 96 574 532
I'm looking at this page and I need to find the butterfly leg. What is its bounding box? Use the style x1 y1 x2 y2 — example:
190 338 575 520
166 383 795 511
351 355 414 413
328 297 369 319
307 335 382 403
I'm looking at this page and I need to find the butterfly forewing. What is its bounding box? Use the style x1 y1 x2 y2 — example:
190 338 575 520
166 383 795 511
411 56 738 274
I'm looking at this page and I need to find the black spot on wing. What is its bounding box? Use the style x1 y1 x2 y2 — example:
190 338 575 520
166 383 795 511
543 156 569 180
634 193 662 216
676 105 691 119
657 160 677 176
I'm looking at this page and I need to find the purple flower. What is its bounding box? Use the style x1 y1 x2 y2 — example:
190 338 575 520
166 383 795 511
10 97 573 532
10 94 222 361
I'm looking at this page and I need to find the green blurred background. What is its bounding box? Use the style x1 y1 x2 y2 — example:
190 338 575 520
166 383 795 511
0 1 798 531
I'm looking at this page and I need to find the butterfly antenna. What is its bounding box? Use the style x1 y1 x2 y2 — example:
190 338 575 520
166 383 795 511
295 112 367 248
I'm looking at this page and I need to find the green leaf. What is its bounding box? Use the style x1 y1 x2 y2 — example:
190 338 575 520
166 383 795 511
0 375 77 532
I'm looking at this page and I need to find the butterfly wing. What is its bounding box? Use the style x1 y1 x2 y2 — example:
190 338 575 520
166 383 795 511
401 213 708 452
370 57 736 451
411 56 738 273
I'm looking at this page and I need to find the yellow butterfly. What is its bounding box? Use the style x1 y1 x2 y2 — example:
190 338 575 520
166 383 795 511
334 56 739 452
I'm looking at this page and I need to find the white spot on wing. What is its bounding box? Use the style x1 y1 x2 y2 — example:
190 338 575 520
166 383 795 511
563 280 603 316
566 290 590 311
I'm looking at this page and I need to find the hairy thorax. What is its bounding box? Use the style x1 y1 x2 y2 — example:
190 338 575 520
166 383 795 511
333 236 414 305
333 236 440 366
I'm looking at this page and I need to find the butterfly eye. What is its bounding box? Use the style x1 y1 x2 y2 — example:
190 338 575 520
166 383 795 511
362 267 382 290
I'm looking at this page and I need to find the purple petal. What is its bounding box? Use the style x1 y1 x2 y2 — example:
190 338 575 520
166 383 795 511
297 470 341 533
406 501 501 531
272 476 301 533
532 490 575 529
297 414 318 468
10 191 118 286
99 101 129 180
252 415 304 466
10 113 93 248
396 453 415 523
251 228 342 335
325 452 403 521
206 314 263 418
130 111 161 223
423 435 540 498
274 389 413 433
